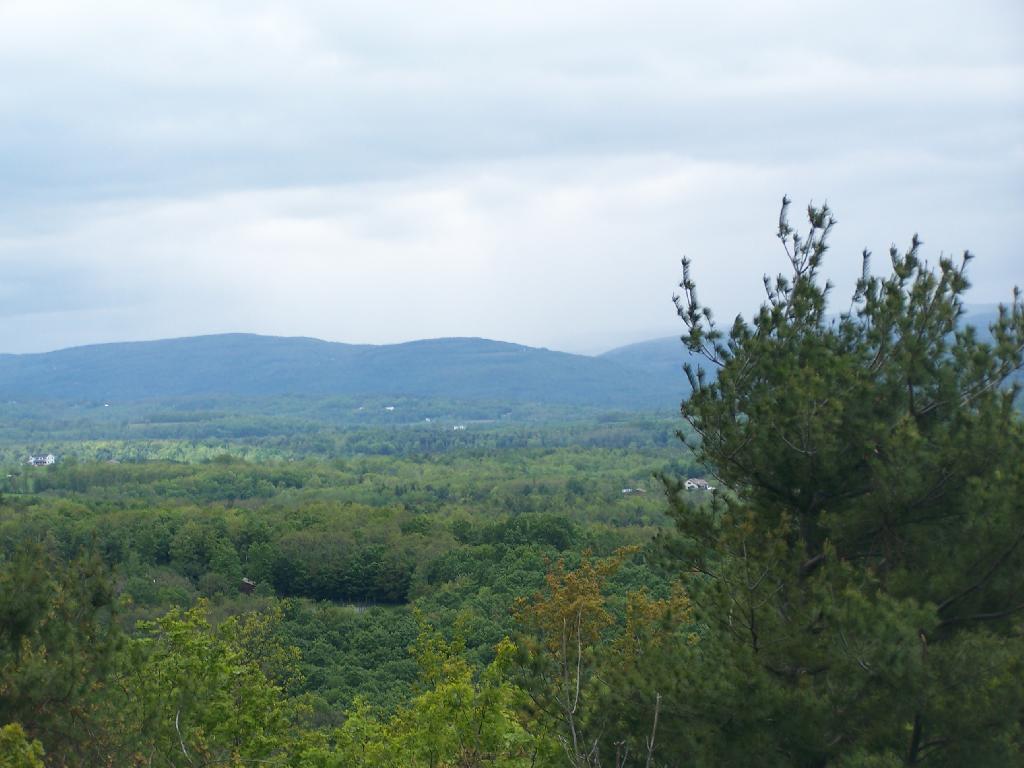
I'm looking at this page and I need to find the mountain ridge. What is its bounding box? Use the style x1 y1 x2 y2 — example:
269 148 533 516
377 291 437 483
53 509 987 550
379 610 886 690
1 303 1005 410
0 333 687 409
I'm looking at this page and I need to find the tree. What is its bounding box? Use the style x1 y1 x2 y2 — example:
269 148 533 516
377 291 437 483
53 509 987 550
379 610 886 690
385 625 536 767
0 724 45 768
124 601 297 767
514 553 622 767
661 197 1024 765
306 619 539 768
0 545 126 766
513 551 692 767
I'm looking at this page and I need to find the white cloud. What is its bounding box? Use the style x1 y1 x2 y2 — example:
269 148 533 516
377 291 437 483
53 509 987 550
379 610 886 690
2 150 1018 354
0 1 1020 352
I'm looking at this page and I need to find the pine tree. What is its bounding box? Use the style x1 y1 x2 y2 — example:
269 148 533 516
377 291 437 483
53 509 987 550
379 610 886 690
655 197 1024 766
0 544 125 765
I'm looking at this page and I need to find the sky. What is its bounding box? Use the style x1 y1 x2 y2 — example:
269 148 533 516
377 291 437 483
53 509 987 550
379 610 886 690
0 0 1021 355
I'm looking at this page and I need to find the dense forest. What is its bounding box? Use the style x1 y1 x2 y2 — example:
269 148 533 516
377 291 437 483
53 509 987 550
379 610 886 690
2 204 1023 766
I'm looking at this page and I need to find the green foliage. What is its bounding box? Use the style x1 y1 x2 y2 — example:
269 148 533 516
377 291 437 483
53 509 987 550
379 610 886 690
661 197 1024 765
300 622 541 768
0 431 677 730
383 626 537 767
6 227 1017 768
0 545 124 764
125 601 296 766
0 547 311 766
513 551 694 766
0 724 44 768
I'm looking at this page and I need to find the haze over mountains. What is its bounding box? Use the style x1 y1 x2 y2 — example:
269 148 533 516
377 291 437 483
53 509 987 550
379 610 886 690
0 334 700 411
0 307 1005 411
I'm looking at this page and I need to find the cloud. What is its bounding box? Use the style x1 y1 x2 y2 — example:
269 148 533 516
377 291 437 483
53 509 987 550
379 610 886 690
1 151 1018 355
0 1 1020 352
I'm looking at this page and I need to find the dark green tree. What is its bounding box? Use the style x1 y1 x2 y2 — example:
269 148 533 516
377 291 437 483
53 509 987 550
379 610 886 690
0 544 126 765
654 198 1024 765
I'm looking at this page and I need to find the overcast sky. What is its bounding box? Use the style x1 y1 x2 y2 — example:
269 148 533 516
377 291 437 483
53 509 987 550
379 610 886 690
0 0 1020 355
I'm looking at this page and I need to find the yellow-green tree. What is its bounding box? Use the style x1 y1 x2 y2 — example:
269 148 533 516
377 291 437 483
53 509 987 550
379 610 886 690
0 724 44 768
513 552 693 767
123 601 297 766
307 620 539 767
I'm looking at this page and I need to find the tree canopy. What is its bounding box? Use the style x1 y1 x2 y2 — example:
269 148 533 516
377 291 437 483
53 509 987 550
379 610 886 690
1 198 1021 767
656 197 1024 765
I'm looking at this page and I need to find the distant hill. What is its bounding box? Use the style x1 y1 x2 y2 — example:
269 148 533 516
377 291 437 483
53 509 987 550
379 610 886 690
599 336 705 400
0 334 685 410
0 306 1009 412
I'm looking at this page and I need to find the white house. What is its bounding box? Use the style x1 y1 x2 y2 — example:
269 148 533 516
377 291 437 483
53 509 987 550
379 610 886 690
684 478 714 491
27 454 56 467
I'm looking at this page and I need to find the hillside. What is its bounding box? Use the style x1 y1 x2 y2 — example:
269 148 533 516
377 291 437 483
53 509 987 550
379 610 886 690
599 336 701 398
0 334 685 410
0 305 1007 412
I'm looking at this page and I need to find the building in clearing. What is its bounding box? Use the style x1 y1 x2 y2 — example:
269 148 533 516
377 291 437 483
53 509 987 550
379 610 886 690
684 478 715 491
27 454 56 467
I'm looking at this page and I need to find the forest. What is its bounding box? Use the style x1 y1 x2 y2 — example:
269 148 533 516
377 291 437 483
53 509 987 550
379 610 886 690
2 203 1023 767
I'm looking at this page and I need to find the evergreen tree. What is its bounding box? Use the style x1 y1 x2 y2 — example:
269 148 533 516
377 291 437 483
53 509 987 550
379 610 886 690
655 197 1024 765
0 545 125 766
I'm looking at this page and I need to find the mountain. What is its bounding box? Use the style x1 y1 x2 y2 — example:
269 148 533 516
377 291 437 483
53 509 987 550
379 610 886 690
0 334 684 410
0 305 1008 412
599 336 704 399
